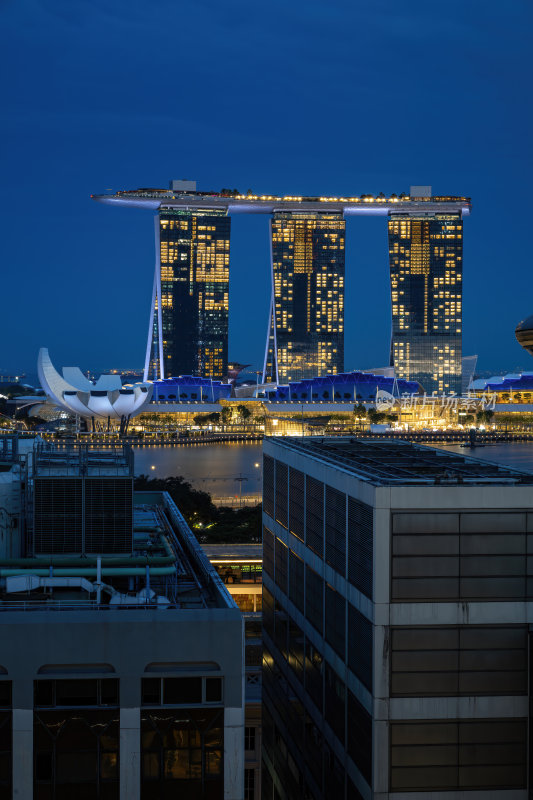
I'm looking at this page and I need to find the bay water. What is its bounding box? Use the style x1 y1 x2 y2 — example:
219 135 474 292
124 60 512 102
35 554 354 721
134 440 533 500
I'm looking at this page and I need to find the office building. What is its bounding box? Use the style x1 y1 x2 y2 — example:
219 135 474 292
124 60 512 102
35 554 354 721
388 190 463 394
0 441 244 800
263 213 345 383
203 544 263 800
146 200 231 381
0 436 32 558
262 435 533 799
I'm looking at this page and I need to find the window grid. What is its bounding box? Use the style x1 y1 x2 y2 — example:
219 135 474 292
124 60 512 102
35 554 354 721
325 485 346 576
244 727 256 752
390 625 527 697
305 565 323 636
305 477 324 557
347 496 373 599
288 468 305 542
390 718 527 792
275 461 288 528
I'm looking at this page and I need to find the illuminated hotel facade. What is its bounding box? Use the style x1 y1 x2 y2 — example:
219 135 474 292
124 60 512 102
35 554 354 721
388 202 463 394
146 206 230 381
93 185 471 392
263 212 345 383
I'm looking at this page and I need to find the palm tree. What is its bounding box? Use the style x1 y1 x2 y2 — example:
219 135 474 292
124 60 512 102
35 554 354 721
237 404 252 425
221 406 232 430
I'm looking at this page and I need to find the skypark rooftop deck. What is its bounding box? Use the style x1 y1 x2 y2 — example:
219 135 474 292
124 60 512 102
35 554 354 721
92 188 471 216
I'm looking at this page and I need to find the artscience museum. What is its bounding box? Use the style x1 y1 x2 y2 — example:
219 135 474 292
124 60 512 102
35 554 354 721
37 348 153 430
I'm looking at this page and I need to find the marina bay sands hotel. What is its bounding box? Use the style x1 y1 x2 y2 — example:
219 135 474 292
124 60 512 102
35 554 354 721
93 182 471 396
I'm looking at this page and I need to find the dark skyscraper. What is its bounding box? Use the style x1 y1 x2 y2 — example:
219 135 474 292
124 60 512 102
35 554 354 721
388 203 463 394
262 436 533 800
263 212 345 383
147 206 230 381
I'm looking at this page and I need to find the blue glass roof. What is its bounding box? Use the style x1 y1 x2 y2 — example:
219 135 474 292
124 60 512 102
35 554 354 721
486 376 533 391
151 375 232 401
266 371 419 400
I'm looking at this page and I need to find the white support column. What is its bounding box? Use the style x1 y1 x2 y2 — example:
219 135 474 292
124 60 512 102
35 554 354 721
224 705 244 800
120 707 140 800
13 708 33 799
262 298 274 384
143 270 157 382
154 214 164 380
262 218 278 385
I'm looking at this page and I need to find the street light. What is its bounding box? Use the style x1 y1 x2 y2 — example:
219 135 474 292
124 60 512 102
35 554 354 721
235 473 248 507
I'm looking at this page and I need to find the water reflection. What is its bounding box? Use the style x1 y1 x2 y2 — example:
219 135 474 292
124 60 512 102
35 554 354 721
438 442 533 472
133 442 263 497
133 441 533 499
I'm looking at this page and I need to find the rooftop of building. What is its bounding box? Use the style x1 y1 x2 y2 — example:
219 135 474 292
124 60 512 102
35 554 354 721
201 544 263 563
92 185 471 216
0 488 236 613
34 441 134 477
267 436 533 486
472 373 533 392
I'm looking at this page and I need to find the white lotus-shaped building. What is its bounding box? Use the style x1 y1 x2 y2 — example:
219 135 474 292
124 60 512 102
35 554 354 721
38 348 153 420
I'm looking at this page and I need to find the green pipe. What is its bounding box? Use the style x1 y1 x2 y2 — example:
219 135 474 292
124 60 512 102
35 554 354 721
0 566 176 578
0 534 176 569
0 556 174 568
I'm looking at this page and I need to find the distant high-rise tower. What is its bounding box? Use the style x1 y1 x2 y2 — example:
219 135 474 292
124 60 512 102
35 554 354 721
145 206 230 381
263 212 345 383
388 192 463 394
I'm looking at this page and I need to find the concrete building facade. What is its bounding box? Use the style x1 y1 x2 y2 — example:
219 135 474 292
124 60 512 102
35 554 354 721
202 544 263 800
261 436 533 799
0 441 245 800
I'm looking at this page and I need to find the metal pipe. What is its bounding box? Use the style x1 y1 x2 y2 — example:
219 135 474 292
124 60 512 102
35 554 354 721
145 564 150 599
0 551 175 568
96 556 102 604
0 566 176 578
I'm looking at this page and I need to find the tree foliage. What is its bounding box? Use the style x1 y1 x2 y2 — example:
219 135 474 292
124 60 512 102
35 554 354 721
236 404 252 421
193 412 220 427
134 474 262 542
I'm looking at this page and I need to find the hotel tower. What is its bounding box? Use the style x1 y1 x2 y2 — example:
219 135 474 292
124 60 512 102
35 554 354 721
388 187 463 394
262 212 345 383
93 184 470 392
145 191 230 381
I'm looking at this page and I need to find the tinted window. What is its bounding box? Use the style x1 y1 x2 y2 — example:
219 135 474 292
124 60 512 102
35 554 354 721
163 677 202 705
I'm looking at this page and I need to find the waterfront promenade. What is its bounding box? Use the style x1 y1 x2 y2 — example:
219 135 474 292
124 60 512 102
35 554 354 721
7 429 533 447
44 430 533 446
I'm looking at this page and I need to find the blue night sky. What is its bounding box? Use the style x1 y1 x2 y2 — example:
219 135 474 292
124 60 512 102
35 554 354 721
1 0 532 378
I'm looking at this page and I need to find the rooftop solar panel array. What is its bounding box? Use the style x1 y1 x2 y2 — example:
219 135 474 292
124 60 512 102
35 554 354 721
273 438 533 486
